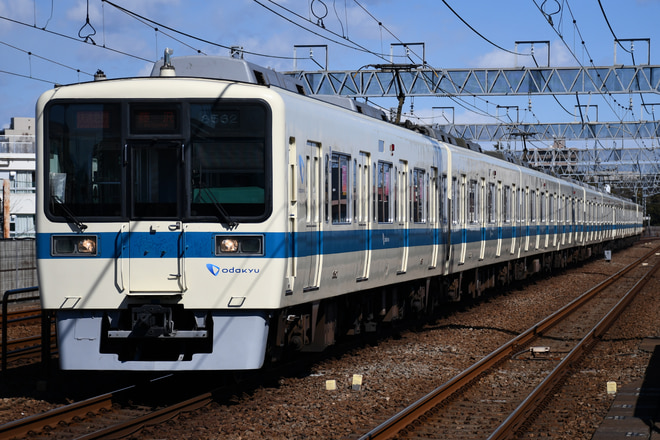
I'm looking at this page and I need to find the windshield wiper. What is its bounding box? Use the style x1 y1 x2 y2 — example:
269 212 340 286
199 185 238 230
51 195 88 232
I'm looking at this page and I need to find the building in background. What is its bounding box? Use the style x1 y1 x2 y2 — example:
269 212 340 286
0 117 36 238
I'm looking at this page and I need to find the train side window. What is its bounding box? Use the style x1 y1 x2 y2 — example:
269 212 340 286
413 168 426 223
331 152 350 224
377 161 392 223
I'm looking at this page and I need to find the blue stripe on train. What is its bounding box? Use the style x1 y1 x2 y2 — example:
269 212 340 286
35 223 640 260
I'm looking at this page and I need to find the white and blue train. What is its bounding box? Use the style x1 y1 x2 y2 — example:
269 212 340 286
36 54 642 371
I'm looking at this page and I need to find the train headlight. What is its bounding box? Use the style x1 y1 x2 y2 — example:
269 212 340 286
220 238 239 253
215 235 263 256
52 235 98 256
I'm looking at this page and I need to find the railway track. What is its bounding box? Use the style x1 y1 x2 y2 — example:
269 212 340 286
0 348 318 439
0 374 217 439
359 243 660 440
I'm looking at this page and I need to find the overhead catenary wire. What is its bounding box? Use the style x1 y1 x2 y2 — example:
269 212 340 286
254 0 393 63
0 40 94 77
0 13 154 63
439 0 530 57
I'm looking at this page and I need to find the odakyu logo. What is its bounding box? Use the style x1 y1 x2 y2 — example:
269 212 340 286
206 264 260 276
206 264 220 276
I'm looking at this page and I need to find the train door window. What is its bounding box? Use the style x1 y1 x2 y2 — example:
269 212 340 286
373 164 377 222
557 196 562 224
430 168 438 224
452 176 459 225
460 175 466 226
132 143 181 218
540 192 546 223
550 194 555 223
398 163 408 223
441 175 448 224
331 152 350 224
518 188 526 224
503 185 511 223
571 198 576 224
529 189 537 223
487 182 496 224
480 178 485 225
377 161 392 223
394 166 398 222
353 159 358 222
325 154 329 223
497 182 502 224
468 179 478 224
413 168 426 223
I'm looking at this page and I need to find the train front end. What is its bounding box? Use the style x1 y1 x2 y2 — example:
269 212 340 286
35 75 288 371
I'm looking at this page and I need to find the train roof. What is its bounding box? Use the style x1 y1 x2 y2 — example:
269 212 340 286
150 54 307 95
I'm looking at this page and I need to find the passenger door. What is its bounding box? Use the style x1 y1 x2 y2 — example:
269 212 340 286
397 161 409 274
127 141 186 293
356 152 371 281
302 141 322 290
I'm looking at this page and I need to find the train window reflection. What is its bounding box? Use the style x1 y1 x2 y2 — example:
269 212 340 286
190 102 269 220
191 140 266 218
331 153 351 224
46 103 122 219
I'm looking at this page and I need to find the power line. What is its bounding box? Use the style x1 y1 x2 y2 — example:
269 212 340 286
0 40 94 77
254 0 393 63
0 68 58 84
104 0 295 61
0 13 154 63
440 0 530 56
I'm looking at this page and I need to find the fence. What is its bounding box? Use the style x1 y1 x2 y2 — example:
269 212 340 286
0 239 37 298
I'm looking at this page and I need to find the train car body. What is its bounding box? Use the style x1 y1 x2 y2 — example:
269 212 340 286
35 55 642 371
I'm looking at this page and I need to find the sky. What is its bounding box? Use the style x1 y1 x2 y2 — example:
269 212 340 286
1 0 660 150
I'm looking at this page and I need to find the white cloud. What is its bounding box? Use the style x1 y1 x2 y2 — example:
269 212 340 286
471 40 575 68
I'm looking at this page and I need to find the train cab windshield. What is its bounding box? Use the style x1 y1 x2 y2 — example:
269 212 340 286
44 100 272 223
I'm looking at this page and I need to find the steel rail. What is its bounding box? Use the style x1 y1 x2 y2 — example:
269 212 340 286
0 390 117 439
0 375 177 439
359 243 660 440
488 253 660 439
75 392 215 440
